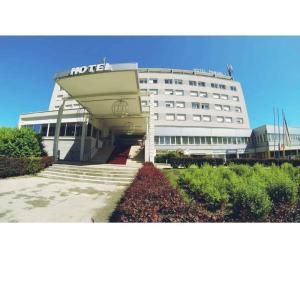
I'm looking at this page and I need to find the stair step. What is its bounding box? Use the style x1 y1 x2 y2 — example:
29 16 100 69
50 166 138 174
45 169 135 178
37 174 131 186
41 170 134 182
48 167 137 175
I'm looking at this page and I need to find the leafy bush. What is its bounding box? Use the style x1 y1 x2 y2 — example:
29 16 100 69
178 163 300 222
110 163 225 222
155 151 184 163
227 158 300 167
0 127 46 157
169 157 224 168
0 156 53 178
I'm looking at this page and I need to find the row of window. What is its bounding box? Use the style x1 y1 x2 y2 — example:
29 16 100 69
139 78 237 91
153 113 244 124
155 136 250 145
23 123 99 138
54 103 81 110
140 89 239 101
255 133 300 144
142 100 242 112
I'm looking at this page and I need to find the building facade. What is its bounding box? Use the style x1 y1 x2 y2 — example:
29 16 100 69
18 61 300 163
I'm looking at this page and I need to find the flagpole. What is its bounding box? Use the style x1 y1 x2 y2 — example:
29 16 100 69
282 109 285 158
277 108 280 158
273 107 276 158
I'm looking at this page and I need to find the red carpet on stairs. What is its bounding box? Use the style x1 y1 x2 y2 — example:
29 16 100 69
107 146 130 165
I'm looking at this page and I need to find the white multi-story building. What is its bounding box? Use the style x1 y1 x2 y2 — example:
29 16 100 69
18 61 257 162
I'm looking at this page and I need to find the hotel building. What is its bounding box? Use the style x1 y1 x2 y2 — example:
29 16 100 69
18 61 300 163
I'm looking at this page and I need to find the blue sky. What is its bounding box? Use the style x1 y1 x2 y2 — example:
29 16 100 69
0 36 300 128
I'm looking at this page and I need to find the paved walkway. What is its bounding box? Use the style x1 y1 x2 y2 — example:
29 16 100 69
0 176 125 222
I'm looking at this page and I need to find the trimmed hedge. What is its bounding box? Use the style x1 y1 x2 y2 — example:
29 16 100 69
110 163 225 222
0 156 54 178
169 157 224 168
227 158 300 167
168 157 300 168
179 163 300 222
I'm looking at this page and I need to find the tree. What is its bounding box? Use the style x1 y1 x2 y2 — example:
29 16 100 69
0 127 46 157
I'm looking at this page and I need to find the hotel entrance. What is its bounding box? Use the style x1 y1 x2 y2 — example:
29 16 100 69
52 63 154 164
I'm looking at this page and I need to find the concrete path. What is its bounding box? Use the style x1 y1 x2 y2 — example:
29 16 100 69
0 176 125 222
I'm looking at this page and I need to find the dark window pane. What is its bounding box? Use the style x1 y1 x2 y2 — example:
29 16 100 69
60 123 66 136
92 127 97 138
41 124 48 136
87 124 92 136
75 123 82 137
48 124 56 136
66 123 76 136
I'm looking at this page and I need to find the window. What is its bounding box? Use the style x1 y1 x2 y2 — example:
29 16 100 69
223 105 230 111
140 89 147 93
225 117 232 123
199 91 208 98
230 86 237 91
198 81 206 87
48 124 56 136
190 91 198 97
232 96 239 101
237 118 244 124
141 100 148 106
221 94 228 100
201 103 209 110
65 104 72 108
59 123 66 136
165 79 173 84
171 136 176 144
235 106 242 112
192 102 200 109
189 137 194 144
87 124 92 136
149 89 158 95
182 136 189 144
165 101 174 108
154 101 158 107
75 123 82 137
41 124 48 136
219 84 226 89
218 137 223 144
154 136 159 144
212 137 218 144
73 104 80 108
54 105 60 110
189 80 197 86
159 136 165 144
211 83 218 88
174 79 183 85
213 93 220 99
164 89 174 95
165 136 171 145
176 136 181 144
139 78 147 84
201 137 206 144
195 137 200 144
193 115 201 121
66 123 76 136
202 115 211 122
175 90 184 96
149 78 158 84
57 94 63 98
177 114 186 121
154 113 158 120
166 114 175 121
176 102 185 108
215 104 222 111
217 116 224 122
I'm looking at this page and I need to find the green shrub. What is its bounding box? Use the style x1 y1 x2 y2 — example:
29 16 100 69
155 151 183 163
230 175 272 221
0 127 45 157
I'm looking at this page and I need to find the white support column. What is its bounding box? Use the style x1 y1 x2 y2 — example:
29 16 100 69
80 121 87 161
53 99 65 162
147 94 155 163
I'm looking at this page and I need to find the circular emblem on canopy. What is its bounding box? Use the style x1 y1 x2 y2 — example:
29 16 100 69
112 99 129 117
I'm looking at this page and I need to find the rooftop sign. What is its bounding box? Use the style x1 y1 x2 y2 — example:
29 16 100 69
69 63 111 76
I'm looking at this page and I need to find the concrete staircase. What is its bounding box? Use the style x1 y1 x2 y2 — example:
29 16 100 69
126 145 144 167
37 163 139 186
